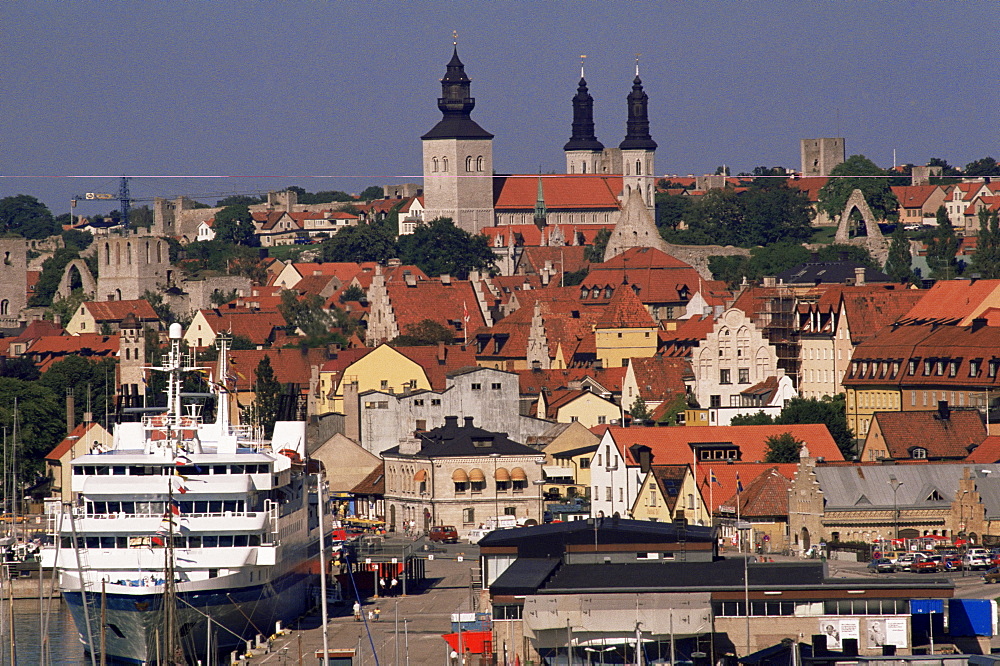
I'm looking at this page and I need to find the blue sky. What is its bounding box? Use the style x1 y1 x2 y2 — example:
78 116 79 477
2 1 997 214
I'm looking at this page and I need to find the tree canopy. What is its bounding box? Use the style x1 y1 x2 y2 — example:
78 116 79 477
0 195 58 239
970 209 1000 278
764 432 805 463
213 204 258 247
359 186 384 201
817 155 899 222
964 157 1000 178
0 378 66 480
320 223 396 263
925 205 960 279
397 218 495 279
730 395 855 459
390 319 455 346
883 225 914 283
252 356 281 438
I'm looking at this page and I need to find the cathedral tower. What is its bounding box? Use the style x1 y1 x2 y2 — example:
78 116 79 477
421 45 495 234
564 60 605 175
618 61 657 212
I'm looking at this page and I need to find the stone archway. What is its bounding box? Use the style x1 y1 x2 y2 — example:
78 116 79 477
55 259 96 301
389 504 396 533
800 527 811 551
835 189 886 243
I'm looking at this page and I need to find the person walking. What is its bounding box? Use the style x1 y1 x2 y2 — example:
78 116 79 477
374 606 381 622
353 601 361 622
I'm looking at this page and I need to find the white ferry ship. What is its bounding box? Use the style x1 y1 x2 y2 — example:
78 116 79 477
41 324 323 664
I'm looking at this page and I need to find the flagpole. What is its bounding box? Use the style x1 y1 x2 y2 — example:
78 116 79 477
736 478 742 554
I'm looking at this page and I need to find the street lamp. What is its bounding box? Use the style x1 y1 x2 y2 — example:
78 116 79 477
533 479 547 524
889 476 903 541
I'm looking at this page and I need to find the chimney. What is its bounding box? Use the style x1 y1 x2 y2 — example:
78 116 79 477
464 416 475 428
763 276 776 288
66 391 75 435
938 400 950 421
440 274 451 285
398 435 421 455
437 341 447 364
972 317 988 332
854 267 866 286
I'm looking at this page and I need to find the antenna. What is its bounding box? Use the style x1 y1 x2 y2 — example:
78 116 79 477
580 54 586 78
452 30 458 46
635 53 641 77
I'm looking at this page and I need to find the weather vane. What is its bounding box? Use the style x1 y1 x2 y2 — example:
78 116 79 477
635 53 641 76
580 54 586 78
453 30 458 46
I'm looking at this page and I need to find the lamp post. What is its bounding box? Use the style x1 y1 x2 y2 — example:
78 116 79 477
533 479 547 524
490 453 501 525
889 476 903 541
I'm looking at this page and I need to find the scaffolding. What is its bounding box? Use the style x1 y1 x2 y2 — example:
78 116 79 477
756 286 800 389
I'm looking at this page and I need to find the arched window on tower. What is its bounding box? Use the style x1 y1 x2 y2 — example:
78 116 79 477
476 156 484 172
625 162 630 176
115 243 121 265
432 158 439 172
0 300 8 316
465 156 473 172
442 157 449 172
126 242 132 265
636 160 642 175
156 241 162 263
105 243 111 265
145 240 150 264
582 162 587 174
570 163 575 174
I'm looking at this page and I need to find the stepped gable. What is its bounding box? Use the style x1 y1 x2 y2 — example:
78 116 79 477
596 283 656 329
603 189 669 261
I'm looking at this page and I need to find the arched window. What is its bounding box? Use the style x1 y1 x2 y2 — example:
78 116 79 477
115 243 121 265
145 241 150 264
465 156 473 172
582 162 587 174
476 156 484 172
0 300 8 316
126 242 132 265
124 348 130 361
625 185 631 195
432 158 439 172
105 243 111 265
156 241 162 263
636 159 642 175
442 157 449 172
114 289 122 301
625 162 630 176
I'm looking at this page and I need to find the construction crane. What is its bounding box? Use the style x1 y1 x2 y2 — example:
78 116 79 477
71 176 132 233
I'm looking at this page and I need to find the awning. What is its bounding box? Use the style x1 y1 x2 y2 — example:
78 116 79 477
413 469 427 482
469 468 486 483
543 465 574 479
452 468 469 483
511 467 527 481
494 467 510 482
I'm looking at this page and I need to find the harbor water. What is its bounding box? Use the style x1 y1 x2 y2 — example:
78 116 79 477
10 598 85 664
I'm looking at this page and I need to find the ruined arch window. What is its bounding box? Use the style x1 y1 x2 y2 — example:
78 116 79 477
0 300 8 316
635 160 642 175
157 241 163 263
145 241 150 264
126 242 132 265
476 156 484 172
466 156 473 172
442 157 449 172
432 158 439 173
115 243 121 265
105 243 111 265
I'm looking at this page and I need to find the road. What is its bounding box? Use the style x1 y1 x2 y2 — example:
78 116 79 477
255 539 479 666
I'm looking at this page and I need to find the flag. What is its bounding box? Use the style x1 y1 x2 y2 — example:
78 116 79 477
237 371 246 380
151 535 164 546
736 472 744 493
710 469 720 486
174 454 192 467
169 503 181 516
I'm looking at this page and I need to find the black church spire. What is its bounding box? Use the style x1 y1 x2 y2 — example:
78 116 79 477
563 71 604 152
619 61 657 151
422 46 493 140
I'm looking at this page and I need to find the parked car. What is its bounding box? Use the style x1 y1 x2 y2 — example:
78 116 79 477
894 553 925 572
428 525 458 543
942 553 963 570
867 558 895 573
913 556 943 573
983 567 1000 584
964 549 991 570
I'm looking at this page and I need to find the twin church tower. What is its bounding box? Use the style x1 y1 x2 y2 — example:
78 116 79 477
421 47 658 234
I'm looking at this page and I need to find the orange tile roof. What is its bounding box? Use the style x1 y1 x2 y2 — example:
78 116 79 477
45 422 107 461
966 436 1000 463
291 262 366 282
873 409 986 460
515 367 626 396
606 423 844 466
658 315 716 357
195 308 286 346
386 279 487 342
515 246 591 276
891 185 943 208
695 463 799 513
494 175 623 210
788 177 829 202
392 344 479 391
717 466 791 517
84 300 159 322
595 284 657 328
629 356 692 401
900 279 1000 325
839 286 926 343
212 347 328 388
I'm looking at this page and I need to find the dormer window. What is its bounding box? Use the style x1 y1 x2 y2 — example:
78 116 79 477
852 361 859 375
949 361 959 377
912 448 927 460
991 360 999 378
925 489 942 500
923 360 932 376
604 286 613 299
892 362 900 376
936 361 945 376
909 360 917 375
970 359 981 377
861 362 868 376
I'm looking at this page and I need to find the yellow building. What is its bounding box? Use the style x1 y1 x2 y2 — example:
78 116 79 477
318 344 432 415
594 286 658 369
631 464 708 526
538 389 621 429
544 443 597 501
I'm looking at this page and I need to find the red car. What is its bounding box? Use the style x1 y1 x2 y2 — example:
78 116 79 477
913 556 943 573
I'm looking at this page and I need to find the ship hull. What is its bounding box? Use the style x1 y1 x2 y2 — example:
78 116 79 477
63 569 318 664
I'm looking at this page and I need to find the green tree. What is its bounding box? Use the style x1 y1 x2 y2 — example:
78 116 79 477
970 209 1000 278
29 246 82 307
128 205 154 229
390 319 456 346
61 229 93 252
0 357 39 381
0 194 58 239
729 411 775 425
252 356 281 438
39 356 118 428
681 189 745 245
339 284 366 303
655 192 691 232
359 186 384 201
143 290 176 325
0 378 65 480
775 395 854 459
817 155 899 222
883 226 914 283
708 243 810 288
629 396 651 422
927 157 962 177
213 204 259 247
925 205 960 279
321 223 396 263
562 267 588 286
584 228 611 262
764 432 804 463
278 290 343 347
216 194 266 207
964 157 1000 178
397 218 495 278
815 244 877 268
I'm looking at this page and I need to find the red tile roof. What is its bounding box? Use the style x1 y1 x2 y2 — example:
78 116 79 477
515 367 626 396
900 279 1000 325
658 315 717 357
695 463 799 513
788 177 829 202
195 308 286 346
717 466 792 517
873 409 986 459
350 462 385 494
595 284 657 329
386 279 487 342
891 185 943 208
629 356 692 401
494 175 623 210
838 286 926 344
606 424 844 466
83 300 159 322
212 347 328 389
45 422 106 461
392 344 479 391
966 436 1000 463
